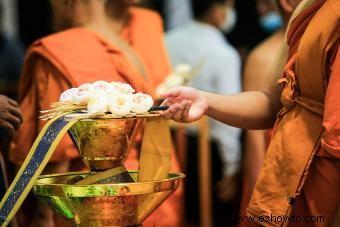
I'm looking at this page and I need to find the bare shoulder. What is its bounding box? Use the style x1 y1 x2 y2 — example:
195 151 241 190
249 31 284 66
243 31 284 91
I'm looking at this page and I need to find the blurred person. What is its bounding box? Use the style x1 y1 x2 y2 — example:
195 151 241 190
160 0 340 226
0 94 22 227
240 0 292 224
227 0 268 63
11 0 182 226
0 94 22 198
0 3 24 194
0 6 23 227
166 0 241 225
256 0 283 33
163 0 192 30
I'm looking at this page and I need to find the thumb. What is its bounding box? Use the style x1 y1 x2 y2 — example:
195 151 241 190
188 105 205 121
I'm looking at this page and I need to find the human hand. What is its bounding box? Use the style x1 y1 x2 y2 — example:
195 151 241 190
0 95 23 138
160 86 208 123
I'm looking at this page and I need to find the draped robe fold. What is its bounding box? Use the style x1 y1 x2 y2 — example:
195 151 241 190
247 0 340 226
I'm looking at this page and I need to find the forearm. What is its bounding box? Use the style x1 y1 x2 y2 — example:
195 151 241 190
204 91 281 130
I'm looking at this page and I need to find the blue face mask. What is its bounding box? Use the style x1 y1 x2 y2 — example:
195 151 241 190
259 11 283 33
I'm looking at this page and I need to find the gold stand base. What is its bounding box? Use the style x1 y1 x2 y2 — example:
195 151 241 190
33 171 184 227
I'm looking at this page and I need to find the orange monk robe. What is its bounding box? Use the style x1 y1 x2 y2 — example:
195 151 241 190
291 38 340 227
247 0 340 226
11 7 183 227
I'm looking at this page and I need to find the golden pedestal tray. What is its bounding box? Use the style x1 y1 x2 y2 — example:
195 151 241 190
33 171 183 227
31 114 184 227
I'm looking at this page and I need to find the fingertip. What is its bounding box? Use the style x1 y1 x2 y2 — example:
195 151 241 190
20 116 23 123
8 98 19 107
14 119 21 130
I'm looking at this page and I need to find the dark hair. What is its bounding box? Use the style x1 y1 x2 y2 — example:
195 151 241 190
192 0 228 19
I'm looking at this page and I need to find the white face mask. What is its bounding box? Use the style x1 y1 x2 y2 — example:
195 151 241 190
219 7 237 33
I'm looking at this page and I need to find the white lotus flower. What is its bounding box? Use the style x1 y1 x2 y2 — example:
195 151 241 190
107 93 133 116
72 83 95 104
59 88 78 102
131 93 154 114
92 80 114 94
111 81 135 95
87 91 108 114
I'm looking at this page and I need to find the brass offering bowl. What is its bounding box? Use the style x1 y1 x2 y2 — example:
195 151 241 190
68 117 143 171
33 171 184 227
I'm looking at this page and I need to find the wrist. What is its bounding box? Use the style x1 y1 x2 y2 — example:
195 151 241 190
198 90 210 116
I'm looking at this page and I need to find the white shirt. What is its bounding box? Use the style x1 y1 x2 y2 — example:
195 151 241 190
164 0 192 30
166 21 242 176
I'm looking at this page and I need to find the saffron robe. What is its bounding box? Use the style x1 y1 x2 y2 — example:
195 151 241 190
11 7 183 227
247 0 340 226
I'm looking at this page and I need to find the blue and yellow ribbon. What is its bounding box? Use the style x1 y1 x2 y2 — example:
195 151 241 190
0 114 77 227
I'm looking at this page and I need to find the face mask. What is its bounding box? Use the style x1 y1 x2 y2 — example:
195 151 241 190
219 7 237 34
259 11 283 33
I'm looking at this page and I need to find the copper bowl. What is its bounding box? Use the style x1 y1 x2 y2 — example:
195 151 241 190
68 118 142 170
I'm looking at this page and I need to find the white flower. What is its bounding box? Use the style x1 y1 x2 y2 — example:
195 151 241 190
164 74 184 87
59 88 78 102
58 81 156 117
111 81 135 95
107 93 133 116
174 63 192 79
131 93 153 114
92 80 114 94
72 83 95 104
87 91 108 114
